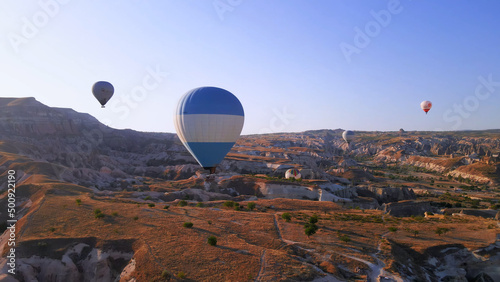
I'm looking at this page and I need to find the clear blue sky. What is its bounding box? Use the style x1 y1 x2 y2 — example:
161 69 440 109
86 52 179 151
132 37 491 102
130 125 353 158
1 0 500 134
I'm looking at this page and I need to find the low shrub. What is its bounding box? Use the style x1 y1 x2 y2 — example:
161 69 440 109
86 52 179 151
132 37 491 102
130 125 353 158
339 234 351 243
247 202 256 210
177 271 186 279
282 212 292 222
309 214 319 224
161 270 170 279
207 236 217 246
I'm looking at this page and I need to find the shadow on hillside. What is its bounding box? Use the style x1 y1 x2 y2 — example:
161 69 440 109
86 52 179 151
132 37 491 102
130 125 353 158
13 237 136 259
191 227 218 236
217 245 255 256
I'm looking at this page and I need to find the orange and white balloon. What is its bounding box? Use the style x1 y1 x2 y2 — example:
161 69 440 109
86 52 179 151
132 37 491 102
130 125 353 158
420 100 432 114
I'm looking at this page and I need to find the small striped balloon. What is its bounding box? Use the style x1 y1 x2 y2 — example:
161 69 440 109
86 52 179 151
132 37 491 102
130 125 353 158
285 169 301 179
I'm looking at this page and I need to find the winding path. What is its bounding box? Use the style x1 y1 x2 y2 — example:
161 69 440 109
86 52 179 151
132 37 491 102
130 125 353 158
257 212 403 281
330 229 402 282
273 214 283 240
254 250 267 282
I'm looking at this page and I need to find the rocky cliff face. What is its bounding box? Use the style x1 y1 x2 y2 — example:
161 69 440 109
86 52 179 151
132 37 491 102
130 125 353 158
0 240 133 282
0 98 187 189
0 97 498 191
382 201 434 217
356 186 416 205
389 236 500 282
0 97 102 136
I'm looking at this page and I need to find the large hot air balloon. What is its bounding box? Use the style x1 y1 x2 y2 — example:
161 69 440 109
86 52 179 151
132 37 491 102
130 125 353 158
342 130 355 143
174 87 244 174
285 168 301 180
420 100 432 114
92 81 114 108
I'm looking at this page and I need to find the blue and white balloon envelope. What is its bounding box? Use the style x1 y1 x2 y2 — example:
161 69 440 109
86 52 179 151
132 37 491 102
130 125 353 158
174 87 244 173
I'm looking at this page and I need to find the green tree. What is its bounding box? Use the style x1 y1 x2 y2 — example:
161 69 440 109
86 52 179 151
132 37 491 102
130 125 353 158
309 214 319 224
223 201 235 208
207 236 217 246
304 224 318 237
435 227 450 236
94 209 104 219
282 212 292 222
247 202 256 210
388 227 398 232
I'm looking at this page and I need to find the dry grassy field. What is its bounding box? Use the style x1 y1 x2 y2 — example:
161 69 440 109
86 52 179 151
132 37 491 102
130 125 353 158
3 178 498 281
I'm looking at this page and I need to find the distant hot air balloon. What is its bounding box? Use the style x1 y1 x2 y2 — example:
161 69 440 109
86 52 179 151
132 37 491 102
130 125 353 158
174 87 244 174
92 81 114 108
420 100 432 114
342 130 355 143
285 168 301 180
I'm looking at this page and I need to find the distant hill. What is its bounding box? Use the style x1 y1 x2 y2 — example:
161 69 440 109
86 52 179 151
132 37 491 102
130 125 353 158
0 97 498 188
0 97 499 281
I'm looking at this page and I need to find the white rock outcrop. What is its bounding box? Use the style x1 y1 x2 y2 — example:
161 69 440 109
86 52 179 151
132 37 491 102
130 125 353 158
0 243 133 282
